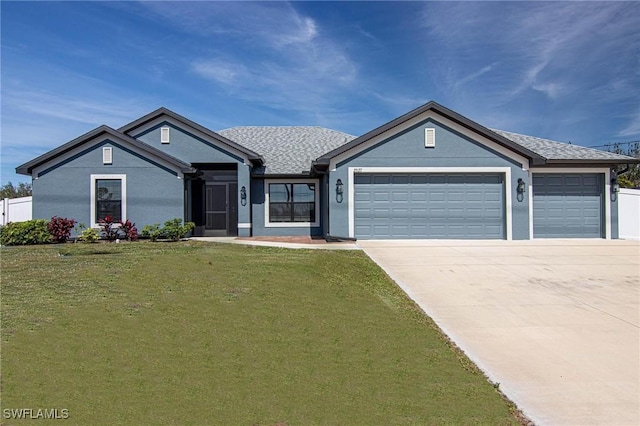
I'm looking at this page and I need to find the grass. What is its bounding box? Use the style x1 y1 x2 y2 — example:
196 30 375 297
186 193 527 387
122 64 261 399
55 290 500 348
1 241 522 425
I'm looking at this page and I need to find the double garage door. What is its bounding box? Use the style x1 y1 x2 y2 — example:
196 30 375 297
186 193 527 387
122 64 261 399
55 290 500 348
355 173 505 239
354 172 604 239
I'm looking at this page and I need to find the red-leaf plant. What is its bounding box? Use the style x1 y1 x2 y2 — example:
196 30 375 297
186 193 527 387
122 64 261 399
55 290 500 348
47 216 76 243
98 215 119 241
119 219 138 241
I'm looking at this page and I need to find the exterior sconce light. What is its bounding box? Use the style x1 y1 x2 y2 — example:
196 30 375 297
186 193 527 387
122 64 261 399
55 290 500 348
611 177 619 202
336 179 344 203
240 186 247 206
516 178 526 202
611 177 620 193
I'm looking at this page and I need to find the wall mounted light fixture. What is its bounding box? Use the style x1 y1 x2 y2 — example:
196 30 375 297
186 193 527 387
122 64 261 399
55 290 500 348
240 186 247 206
336 179 344 203
611 177 620 202
516 178 526 202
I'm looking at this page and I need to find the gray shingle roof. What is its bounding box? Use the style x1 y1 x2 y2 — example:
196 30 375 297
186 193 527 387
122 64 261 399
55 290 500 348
217 124 635 175
490 129 634 161
218 126 356 174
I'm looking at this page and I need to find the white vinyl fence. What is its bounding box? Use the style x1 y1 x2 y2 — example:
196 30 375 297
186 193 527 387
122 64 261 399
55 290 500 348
1 196 32 226
619 189 640 240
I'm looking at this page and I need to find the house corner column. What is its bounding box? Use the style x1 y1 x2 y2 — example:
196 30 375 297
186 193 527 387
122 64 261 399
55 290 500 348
238 164 251 237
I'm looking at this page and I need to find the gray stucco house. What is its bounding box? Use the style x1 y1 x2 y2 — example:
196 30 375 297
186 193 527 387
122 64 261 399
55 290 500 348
16 101 638 240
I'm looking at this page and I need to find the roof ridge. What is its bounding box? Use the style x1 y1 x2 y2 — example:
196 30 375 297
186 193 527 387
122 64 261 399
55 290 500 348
219 125 356 137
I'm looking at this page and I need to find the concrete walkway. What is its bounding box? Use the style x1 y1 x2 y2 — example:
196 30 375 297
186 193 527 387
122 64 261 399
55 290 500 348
358 239 640 426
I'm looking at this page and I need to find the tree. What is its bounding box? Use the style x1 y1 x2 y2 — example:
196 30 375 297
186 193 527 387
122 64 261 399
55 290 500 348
0 181 32 199
609 142 640 188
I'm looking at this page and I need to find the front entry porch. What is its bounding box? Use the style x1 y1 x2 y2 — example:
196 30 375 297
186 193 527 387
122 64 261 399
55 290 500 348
188 165 238 237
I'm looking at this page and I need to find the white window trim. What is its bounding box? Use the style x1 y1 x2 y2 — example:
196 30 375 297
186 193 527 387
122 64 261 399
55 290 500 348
90 174 127 228
161 127 170 144
264 178 320 227
347 167 513 240
529 168 611 240
102 147 113 164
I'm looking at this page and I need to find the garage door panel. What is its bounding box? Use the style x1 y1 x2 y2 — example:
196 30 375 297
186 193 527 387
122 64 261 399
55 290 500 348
533 173 603 238
355 173 505 239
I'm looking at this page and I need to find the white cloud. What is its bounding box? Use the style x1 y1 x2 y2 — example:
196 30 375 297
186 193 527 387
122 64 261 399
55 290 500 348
617 113 640 138
454 63 496 89
179 3 358 113
5 89 144 127
192 61 248 86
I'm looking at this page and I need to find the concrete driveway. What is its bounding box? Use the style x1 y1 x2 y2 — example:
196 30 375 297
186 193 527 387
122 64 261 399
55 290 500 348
358 239 640 426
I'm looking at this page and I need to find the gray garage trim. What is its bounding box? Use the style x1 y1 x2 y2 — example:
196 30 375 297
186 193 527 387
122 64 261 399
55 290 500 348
532 172 605 238
348 167 513 239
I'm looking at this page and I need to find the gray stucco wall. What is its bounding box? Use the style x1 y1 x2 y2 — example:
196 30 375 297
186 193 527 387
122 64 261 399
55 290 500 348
133 121 245 164
133 121 252 236
250 178 323 237
328 118 530 239
32 140 184 233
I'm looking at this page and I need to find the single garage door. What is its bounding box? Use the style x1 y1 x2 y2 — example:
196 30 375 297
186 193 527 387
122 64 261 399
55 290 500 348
532 173 603 238
354 173 505 239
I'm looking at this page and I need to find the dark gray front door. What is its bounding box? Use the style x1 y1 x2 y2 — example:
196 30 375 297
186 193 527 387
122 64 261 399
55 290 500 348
204 182 238 236
532 173 603 238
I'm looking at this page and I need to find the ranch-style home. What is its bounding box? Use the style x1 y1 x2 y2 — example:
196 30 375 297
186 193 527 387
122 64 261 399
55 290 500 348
16 101 638 240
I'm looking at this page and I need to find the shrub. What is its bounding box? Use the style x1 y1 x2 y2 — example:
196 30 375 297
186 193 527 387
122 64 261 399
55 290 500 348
0 219 51 246
47 216 76 243
98 216 120 241
120 219 138 241
161 218 195 242
141 224 162 242
77 225 99 243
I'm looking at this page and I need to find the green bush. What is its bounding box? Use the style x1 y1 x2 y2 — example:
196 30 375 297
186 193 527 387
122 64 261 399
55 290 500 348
162 218 195 242
141 224 163 242
77 227 99 243
0 220 52 246
141 219 195 242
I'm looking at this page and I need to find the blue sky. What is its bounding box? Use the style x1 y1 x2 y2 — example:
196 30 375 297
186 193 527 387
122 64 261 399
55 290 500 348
2 1 639 185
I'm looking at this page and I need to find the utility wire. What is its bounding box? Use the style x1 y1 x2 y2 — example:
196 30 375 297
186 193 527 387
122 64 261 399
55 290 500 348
586 140 640 149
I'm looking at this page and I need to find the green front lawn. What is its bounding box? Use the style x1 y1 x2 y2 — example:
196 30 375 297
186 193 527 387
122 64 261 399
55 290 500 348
2 242 521 424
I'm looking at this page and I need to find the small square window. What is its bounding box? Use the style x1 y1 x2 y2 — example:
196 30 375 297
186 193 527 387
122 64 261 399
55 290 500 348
161 127 170 144
103 147 113 164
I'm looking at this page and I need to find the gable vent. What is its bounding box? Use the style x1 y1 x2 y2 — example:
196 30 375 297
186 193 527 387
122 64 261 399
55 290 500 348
103 147 113 164
161 127 170 144
425 128 435 148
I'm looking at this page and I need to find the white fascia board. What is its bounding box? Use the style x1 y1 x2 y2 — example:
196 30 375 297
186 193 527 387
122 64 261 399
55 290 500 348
126 116 251 165
264 178 320 228
530 167 611 239
347 166 513 240
32 134 186 179
329 111 529 171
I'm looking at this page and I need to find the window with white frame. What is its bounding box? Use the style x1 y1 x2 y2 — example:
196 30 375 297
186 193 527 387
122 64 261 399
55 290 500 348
265 180 319 227
91 174 126 227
